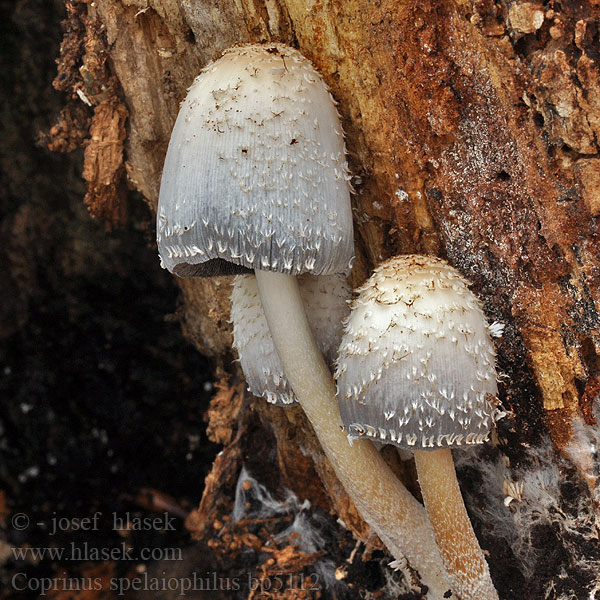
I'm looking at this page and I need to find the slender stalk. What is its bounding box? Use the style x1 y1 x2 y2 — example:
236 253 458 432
414 449 499 600
255 269 451 599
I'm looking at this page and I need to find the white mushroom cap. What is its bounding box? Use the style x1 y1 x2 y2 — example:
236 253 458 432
336 255 502 450
232 273 350 406
157 43 354 278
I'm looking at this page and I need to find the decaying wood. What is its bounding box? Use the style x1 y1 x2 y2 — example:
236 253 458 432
185 378 247 541
49 1 600 597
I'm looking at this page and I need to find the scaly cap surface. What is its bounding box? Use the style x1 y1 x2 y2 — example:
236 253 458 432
157 43 354 277
336 255 501 450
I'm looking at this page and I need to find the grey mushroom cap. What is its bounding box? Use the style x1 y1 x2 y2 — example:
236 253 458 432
232 273 350 406
157 43 354 278
335 255 502 450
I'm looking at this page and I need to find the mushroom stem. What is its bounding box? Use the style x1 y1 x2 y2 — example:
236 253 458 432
414 449 498 600
254 269 451 599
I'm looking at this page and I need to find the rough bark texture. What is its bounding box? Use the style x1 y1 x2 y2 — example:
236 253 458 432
46 1 600 598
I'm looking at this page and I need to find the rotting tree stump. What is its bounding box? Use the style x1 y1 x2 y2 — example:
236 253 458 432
49 1 600 598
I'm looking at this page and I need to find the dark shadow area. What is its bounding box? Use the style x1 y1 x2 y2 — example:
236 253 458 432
0 1 218 596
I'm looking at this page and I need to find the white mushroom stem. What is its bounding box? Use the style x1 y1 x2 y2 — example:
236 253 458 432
255 269 451 599
414 449 499 600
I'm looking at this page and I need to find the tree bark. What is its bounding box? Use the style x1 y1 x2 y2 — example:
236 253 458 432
50 1 600 598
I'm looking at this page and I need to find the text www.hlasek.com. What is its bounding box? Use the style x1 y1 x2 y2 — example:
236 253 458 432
12 542 182 562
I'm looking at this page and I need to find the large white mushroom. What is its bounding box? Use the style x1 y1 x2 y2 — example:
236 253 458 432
157 44 354 278
336 254 503 600
157 44 451 597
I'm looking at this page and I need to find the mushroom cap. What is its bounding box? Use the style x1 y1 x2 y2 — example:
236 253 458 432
335 255 501 450
232 272 350 406
157 43 354 278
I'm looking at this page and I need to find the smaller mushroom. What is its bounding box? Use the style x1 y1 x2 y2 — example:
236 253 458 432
231 273 350 406
336 254 502 600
